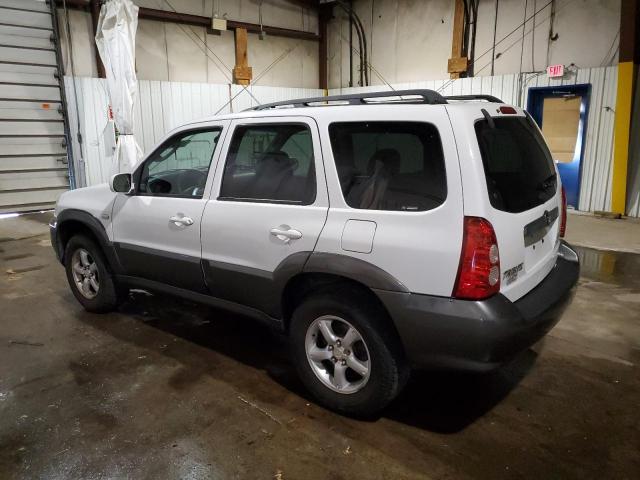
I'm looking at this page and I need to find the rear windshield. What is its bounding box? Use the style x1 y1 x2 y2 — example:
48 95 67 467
475 116 556 213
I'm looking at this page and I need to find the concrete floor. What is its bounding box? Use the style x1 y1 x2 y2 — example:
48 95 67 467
1 212 639 479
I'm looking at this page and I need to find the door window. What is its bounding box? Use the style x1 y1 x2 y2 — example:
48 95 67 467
329 122 446 211
541 96 582 163
138 128 222 198
219 124 316 204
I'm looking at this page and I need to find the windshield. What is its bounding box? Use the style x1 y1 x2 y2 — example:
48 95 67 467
475 116 556 213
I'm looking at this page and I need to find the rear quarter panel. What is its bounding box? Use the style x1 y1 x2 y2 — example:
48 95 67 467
314 105 464 297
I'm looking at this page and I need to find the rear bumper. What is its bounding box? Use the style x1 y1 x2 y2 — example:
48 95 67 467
376 241 580 372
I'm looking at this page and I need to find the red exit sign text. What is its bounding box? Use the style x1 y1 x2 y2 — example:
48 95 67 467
547 64 565 78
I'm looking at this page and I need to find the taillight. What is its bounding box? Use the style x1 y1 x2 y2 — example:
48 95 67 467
559 186 567 237
453 217 500 300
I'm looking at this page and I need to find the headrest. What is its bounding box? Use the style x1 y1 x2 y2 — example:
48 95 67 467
367 148 401 176
257 151 296 174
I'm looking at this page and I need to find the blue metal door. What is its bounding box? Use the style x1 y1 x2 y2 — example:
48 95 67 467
527 84 591 208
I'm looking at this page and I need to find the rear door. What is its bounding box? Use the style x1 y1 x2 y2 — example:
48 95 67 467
200 116 328 318
451 105 562 302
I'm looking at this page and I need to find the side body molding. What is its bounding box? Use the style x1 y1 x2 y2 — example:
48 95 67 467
54 209 123 274
202 252 409 320
202 251 312 319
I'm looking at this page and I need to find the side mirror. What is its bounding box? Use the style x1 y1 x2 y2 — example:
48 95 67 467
110 173 133 194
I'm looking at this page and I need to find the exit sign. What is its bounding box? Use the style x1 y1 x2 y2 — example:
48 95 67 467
547 64 565 78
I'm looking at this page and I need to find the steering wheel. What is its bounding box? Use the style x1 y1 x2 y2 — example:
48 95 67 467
179 169 207 196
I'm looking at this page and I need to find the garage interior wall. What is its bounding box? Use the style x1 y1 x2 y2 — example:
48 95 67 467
334 65 620 214
626 66 640 217
57 0 319 88
65 76 322 186
54 0 634 216
328 0 621 87
69 65 621 217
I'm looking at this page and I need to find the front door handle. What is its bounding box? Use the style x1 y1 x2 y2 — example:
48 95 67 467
169 215 194 226
270 225 303 243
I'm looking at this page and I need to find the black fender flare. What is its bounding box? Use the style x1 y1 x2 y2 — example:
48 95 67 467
302 252 409 293
55 209 123 274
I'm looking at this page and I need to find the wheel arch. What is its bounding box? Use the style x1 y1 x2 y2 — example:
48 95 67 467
281 271 407 359
56 210 121 273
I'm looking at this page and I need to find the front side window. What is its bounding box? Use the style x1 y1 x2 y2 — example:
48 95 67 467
329 122 446 211
219 124 316 204
138 129 221 198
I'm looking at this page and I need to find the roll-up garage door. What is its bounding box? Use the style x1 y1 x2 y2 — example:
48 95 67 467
0 0 71 213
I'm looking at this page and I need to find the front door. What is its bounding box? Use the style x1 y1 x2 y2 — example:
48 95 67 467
112 123 226 292
200 117 329 317
527 84 591 208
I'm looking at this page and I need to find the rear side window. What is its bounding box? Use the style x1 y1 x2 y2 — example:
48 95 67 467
329 122 446 211
475 116 556 213
219 124 316 204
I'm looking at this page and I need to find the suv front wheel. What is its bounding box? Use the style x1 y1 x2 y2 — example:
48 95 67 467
290 288 408 416
64 235 125 313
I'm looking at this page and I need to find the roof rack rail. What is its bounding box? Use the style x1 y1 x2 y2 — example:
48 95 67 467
250 89 448 110
445 94 504 103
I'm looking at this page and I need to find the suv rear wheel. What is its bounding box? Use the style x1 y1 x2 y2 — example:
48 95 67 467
290 288 408 416
64 235 125 313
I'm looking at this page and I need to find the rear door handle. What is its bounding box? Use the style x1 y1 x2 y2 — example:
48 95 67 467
169 215 194 226
270 226 302 243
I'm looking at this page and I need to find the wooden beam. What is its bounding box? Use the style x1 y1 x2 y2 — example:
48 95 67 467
232 28 252 86
318 4 332 90
56 1 319 41
448 0 467 79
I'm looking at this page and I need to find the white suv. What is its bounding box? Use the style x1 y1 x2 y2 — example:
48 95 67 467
50 90 579 415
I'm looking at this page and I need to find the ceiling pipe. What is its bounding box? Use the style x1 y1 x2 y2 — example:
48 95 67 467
55 0 319 41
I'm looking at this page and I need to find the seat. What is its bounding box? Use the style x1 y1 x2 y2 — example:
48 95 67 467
347 148 401 209
250 151 296 200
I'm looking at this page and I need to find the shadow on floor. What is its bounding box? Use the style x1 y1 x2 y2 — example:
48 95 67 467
80 289 536 434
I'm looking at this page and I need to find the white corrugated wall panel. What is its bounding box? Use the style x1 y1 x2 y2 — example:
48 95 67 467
64 77 323 186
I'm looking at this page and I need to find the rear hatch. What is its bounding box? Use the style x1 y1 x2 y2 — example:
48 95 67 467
472 107 562 302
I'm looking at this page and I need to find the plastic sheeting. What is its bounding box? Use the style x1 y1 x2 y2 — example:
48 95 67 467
95 0 141 175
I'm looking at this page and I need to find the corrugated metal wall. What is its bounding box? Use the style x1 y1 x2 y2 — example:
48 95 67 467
64 76 322 187
65 67 625 216
329 66 620 215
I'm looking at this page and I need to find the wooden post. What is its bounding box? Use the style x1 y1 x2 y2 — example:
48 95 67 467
448 0 468 79
318 4 332 90
232 27 252 86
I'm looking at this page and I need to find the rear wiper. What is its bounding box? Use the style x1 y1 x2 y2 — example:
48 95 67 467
481 108 495 129
537 174 556 191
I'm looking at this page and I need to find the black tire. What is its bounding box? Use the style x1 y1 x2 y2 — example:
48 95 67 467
289 286 409 417
64 235 126 313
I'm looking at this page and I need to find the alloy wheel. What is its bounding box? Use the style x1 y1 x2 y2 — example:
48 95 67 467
304 315 371 394
71 248 100 299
